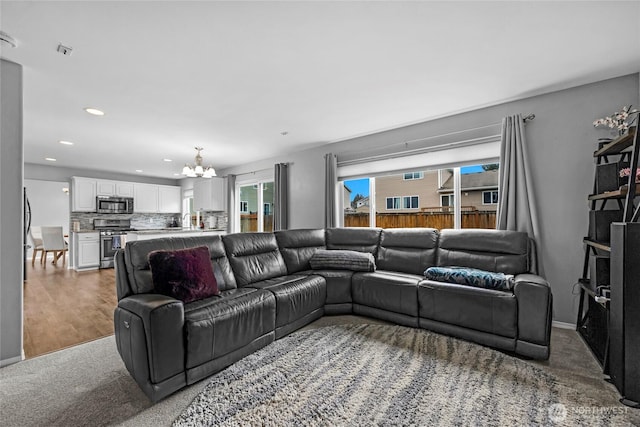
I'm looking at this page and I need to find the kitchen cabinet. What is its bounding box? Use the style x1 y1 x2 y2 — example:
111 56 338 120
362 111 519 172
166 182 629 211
96 180 135 197
73 232 100 271
71 177 97 212
158 185 181 213
134 183 159 213
193 177 226 211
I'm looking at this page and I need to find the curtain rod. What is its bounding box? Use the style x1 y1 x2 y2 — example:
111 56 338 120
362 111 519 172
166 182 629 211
338 113 534 161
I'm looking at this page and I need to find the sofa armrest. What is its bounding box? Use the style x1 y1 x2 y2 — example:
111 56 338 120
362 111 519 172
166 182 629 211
513 274 552 348
116 294 185 385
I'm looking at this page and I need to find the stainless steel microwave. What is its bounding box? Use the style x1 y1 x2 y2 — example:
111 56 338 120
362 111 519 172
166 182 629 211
96 196 134 214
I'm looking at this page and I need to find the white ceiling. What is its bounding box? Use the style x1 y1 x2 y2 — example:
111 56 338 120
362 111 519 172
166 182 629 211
1 1 639 179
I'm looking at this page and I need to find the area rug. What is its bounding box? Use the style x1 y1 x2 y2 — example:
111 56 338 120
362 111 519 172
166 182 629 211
174 324 632 426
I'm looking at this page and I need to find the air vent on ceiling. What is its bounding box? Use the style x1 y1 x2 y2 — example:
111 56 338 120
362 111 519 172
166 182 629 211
57 43 72 56
0 31 17 48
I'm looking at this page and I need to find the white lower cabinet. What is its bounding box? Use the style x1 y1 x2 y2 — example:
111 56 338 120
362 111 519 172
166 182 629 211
73 232 100 271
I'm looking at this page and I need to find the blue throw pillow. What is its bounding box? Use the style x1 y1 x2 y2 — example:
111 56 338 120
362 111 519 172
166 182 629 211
424 266 514 291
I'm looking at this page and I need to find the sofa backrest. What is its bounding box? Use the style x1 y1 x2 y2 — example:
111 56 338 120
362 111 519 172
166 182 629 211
275 228 326 274
118 235 237 299
377 228 439 275
326 228 382 256
437 229 530 275
223 232 288 286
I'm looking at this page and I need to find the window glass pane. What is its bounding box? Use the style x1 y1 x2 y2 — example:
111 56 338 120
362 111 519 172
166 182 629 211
263 182 274 232
460 163 499 229
375 169 453 229
343 178 370 227
239 184 258 232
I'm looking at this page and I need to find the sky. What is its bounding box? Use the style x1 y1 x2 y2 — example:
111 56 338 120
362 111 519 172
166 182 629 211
345 165 489 201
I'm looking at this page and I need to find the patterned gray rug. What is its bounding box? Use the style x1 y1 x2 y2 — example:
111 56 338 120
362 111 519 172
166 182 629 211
174 324 629 426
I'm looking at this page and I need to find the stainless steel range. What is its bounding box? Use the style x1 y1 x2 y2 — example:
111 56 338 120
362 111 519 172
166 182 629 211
93 218 135 269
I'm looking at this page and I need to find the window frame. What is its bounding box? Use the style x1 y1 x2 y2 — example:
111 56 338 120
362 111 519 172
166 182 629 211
239 200 249 213
403 195 419 209
482 190 499 205
403 171 424 180
386 196 401 210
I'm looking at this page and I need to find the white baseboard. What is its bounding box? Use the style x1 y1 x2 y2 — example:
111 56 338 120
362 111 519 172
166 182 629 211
552 320 576 330
0 354 23 368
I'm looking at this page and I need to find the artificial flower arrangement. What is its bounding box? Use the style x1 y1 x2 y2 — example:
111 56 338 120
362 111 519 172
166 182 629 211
593 105 638 135
619 167 640 183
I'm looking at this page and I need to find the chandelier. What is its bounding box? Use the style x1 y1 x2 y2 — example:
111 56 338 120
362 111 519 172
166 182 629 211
181 147 216 178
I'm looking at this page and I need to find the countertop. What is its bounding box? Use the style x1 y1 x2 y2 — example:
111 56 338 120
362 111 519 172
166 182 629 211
128 228 226 235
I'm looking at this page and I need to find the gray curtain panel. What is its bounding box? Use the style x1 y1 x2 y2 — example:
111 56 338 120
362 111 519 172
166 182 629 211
497 114 540 241
274 163 289 231
325 153 337 228
226 174 237 233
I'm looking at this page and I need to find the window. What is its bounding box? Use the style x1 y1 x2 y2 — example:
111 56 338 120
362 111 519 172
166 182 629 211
343 178 371 227
403 172 424 180
483 190 499 205
386 197 401 210
441 194 454 207
238 180 274 232
403 196 419 209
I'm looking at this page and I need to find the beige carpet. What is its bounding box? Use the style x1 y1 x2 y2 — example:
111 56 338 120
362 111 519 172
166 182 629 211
0 315 637 426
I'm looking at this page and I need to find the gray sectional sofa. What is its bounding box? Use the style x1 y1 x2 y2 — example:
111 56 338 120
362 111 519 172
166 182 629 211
114 227 552 401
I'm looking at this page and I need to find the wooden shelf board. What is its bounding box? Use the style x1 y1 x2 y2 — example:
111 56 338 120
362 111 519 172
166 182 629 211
588 183 640 200
583 238 611 252
594 127 637 157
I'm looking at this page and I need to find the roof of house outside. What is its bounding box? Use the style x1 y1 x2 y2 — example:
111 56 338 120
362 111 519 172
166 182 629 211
440 169 499 191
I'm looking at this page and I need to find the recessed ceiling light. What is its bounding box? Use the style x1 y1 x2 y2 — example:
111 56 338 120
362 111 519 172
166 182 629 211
163 158 172 162
45 157 57 162
135 169 143 173
59 140 74 145
84 107 105 116
173 173 181 176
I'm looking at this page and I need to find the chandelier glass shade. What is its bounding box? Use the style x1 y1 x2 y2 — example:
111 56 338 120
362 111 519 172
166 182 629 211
182 147 216 178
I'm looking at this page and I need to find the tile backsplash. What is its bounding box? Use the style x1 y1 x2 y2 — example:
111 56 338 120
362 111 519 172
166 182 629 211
70 211 227 231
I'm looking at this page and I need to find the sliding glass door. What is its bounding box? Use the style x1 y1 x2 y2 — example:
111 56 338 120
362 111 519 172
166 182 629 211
239 181 274 233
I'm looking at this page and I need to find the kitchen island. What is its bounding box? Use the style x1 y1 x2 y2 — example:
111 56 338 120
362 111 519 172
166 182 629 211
125 228 226 243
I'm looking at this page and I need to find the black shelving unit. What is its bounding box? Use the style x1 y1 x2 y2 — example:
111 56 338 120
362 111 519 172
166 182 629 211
576 122 640 408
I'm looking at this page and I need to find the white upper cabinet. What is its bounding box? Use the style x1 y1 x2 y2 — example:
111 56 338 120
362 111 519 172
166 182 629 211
193 177 226 211
71 177 97 212
96 180 116 196
133 183 159 213
158 185 181 213
72 176 180 213
96 180 134 197
115 182 134 197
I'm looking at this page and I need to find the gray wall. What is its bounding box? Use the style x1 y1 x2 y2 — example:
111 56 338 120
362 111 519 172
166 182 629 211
1 59 24 366
221 73 640 325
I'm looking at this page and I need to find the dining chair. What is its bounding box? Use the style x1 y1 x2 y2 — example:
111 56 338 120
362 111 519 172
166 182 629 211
41 226 69 267
29 226 45 266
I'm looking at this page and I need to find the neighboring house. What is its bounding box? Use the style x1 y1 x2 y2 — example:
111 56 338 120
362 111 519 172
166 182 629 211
343 184 352 212
373 169 499 213
355 196 370 213
438 169 499 212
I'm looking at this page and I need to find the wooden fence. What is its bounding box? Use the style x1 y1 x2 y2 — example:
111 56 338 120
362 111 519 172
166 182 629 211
344 211 496 229
241 214 274 232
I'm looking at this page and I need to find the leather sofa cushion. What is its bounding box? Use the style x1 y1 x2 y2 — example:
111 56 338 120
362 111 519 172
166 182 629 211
437 229 529 275
124 235 237 295
352 271 422 317
326 228 382 257
377 228 439 275
418 279 517 338
223 233 288 286
149 246 220 303
248 275 326 328
275 229 326 274
184 288 276 369
310 270 354 304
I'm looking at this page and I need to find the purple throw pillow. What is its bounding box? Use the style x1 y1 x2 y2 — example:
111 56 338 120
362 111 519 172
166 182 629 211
148 246 219 303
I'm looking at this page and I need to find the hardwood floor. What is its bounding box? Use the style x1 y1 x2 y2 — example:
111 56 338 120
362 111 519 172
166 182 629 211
23 259 117 359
